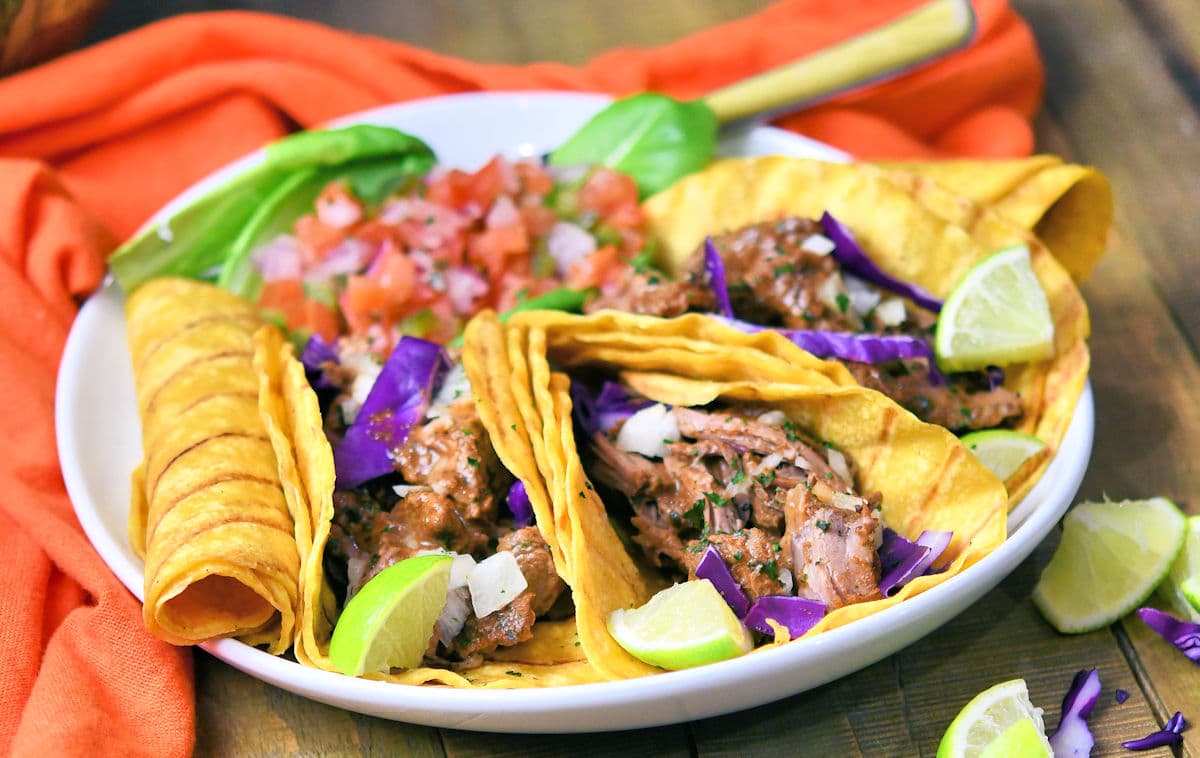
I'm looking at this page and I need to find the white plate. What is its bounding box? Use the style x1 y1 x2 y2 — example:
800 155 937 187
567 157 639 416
54 92 1091 733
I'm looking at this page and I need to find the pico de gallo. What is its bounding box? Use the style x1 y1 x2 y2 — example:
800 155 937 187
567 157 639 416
252 157 650 353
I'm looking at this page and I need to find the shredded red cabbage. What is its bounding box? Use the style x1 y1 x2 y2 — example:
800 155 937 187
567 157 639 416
878 528 953 597
1122 711 1186 750
695 546 750 618
713 316 945 385
1049 668 1101 758
1115 689 1130 704
300 333 341 392
506 480 533 528
332 336 449 488
742 595 826 638
819 211 943 313
703 236 734 318
570 380 653 437
1137 607 1200 663
986 365 1006 392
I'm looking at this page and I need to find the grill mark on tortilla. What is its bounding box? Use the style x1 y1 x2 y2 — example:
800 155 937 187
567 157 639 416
143 390 260 454
151 472 278 528
860 403 898 475
140 350 255 413
149 431 271 497
147 387 258 417
134 313 259 375
917 444 969 560
148 509 296 563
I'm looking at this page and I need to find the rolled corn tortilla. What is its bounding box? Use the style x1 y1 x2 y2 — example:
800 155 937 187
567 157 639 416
126 277 300 652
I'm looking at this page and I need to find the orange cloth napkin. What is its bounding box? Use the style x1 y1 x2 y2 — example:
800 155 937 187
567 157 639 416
0 1 1042 754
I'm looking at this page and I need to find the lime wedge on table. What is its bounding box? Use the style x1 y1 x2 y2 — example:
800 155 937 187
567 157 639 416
1158 515 1200 621
1033 497 1186 634
607 580 752 670
328 553 452 676
935 245 1055 372
960 429 1046 482
937 679 1052 758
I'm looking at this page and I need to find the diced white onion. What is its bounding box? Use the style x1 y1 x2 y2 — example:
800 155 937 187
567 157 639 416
308 237 372 279
844 274 881 317
760 453 784 472
428 362 471 417
779 568 794 595
252 234 304 281
800 233 836 256
468 551 528 618
449 553 477 590
316 194 362 229
817 271 845 312
615 404 679 459
832 491 865 511
444 266 489 315
435 586 471 645
393 484 432 498
875 297 907 327
546 220 597 276
826 448 852 484
757 410 787 426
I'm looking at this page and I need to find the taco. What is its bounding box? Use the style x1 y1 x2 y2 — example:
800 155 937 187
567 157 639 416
585 156 1094 505
125 277 301 652
485 310 1008 672
252 323 611 686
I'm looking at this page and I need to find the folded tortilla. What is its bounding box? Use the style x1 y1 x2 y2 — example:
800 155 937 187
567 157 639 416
498 310 1008 668
876 156 1113 283
126 277 300 652
639 156 1094 507
253 324 605 687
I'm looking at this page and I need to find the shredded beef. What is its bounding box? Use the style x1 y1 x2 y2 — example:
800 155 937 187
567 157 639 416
394 400 507 522
447 593 537 658
682 528 790 601
586 272 715 317
847 362 1023 431
784 475 883 609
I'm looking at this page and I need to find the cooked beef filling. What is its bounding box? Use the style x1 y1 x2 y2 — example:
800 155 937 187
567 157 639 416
323 364 566 667
584 401 884 611
586 216 1023 432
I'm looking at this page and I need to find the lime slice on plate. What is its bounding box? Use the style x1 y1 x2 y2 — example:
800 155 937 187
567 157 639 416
937 678 1051 758
607 579 752 670
935 244 1055 372
329 553 453 676
960 429 1046 482
1158 515 1200 621
1033 497 1186 633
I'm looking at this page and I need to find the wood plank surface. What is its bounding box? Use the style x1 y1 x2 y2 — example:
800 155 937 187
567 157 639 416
88 0 1200 755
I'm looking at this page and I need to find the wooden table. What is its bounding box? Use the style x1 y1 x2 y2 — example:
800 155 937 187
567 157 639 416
94 1 1200 755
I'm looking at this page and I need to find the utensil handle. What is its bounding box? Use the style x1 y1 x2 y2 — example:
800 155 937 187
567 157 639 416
702 0 976 124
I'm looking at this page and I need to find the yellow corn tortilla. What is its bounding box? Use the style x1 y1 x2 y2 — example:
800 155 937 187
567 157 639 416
126 278 299 653
639 156 1094 507
252 323 604 687
876 156 1113 283
501 311 1007 650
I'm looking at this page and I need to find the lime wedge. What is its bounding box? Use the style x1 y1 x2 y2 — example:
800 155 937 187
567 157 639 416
329 553 453 676
935 245 1055 372
1033 497 1187 634
937 678 1051 758
1159 515 1200 621
960 429 1046 482
607 580 752 670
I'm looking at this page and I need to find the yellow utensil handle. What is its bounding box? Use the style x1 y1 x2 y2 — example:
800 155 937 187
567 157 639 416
702 0 977 123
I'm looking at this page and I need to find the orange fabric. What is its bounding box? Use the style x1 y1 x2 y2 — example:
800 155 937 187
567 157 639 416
0 2 1042 754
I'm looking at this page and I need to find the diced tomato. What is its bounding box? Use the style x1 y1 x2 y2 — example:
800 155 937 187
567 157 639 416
315 181 364 229
304 299 341 342
567 244 622 290
578 168 639 218
340 276 388 336
602 202 646 235
258 278 307 329
515 160 554 196
294 214 348 260
426 156 518 215
368 245 418 306
520 202 558 239
468 223 528 278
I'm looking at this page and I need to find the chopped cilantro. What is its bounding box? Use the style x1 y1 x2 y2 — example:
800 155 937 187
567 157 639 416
466 456 480 468
815 519 831 532
772 541 781 552
760 560 779 580
730 470 746 486
733 551 744 561
705 491 729 506
782 420 801 442
773 263 795 276
755 470 776 487
682 499 706 530
505 670 523 677
835 292 850 313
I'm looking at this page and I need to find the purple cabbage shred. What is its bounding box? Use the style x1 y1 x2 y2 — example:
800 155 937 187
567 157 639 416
1121 711 1185 750
506 480 533 528
695 546 750 618
742 595 826 638
1137 607 1200 663
703 237 734 318
1049 668 1101 758
877 528 953 597
819 210 943 313
570 380 653 437
300 333 341 392
1115 689 1129 704
332 336 449 488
